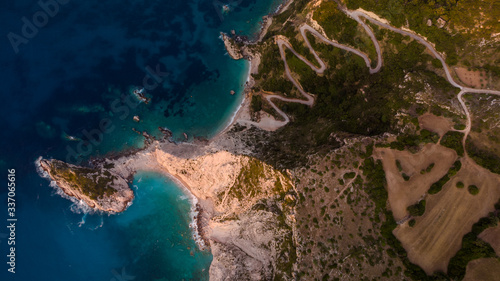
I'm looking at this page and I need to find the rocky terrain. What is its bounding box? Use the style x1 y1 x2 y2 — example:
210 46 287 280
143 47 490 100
38 0 500 280
38 159 133 213
39 140 297 280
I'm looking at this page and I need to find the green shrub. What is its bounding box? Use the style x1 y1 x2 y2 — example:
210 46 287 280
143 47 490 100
466 138 500 175
456 181 464 188
396 160 403 172
361 158 387 212
431 58 442 68
344 172 356 179
389 130 439 151
250 95 263 112
428 160 461 194
468 185 479 195
441 131 464 156
407 200 426 217
425 163 435 173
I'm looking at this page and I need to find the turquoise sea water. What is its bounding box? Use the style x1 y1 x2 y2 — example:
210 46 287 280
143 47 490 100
0 0 282 280
113 171 213 280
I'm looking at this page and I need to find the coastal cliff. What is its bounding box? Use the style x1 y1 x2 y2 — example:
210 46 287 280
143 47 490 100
39 144 298 280
38 159 134 213
154 150 293 217
153 149 298 279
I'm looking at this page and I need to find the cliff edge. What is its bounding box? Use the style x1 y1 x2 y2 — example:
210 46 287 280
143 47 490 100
38 144 298 280
39 159 134 213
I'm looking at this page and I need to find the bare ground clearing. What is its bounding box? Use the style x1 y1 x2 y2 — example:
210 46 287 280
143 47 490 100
479 225 500 256
418 113 453 138
463 258 500 281
374 143 457 221
393 157 500 274
455 67 488 89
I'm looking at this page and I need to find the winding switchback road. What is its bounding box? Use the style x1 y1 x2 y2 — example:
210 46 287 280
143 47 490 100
250 6 500 155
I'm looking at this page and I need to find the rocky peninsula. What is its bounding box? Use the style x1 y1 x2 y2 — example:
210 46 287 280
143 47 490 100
38 135 298 280
38 159 133 213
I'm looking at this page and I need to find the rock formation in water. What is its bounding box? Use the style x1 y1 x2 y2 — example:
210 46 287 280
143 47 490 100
39 159 134 213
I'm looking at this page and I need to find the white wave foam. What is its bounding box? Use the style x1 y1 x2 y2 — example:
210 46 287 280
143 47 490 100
70 199 95 215
165 174 208 250
125 200 133 209
273 4 283 14
133 171 206 249
78 213 87 227
186 191 209 250
78 213 104 230
34 156 50 179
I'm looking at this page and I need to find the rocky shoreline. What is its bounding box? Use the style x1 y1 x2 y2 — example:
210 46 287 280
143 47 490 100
221 33 244 60
37 2 298 279
220 0 291 54
37 158 134 213
39 137 297 280
195 203 211 249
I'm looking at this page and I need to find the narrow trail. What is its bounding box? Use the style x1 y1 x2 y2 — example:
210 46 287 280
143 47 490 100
251 6 500 155
333 163 362 201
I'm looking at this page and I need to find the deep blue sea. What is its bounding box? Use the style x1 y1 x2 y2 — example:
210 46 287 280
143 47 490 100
0 0 281 280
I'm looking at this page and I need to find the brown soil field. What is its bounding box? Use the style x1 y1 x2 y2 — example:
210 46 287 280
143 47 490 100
463 258 500 281
374 143 457 221
418 113 453 138
479 225 500 256
393 157 500 275
455 67 488 88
